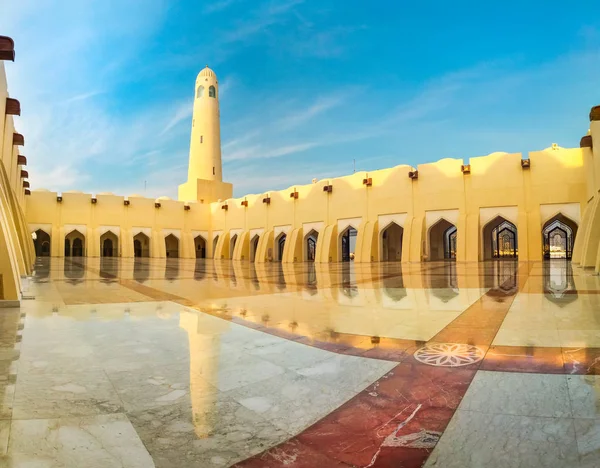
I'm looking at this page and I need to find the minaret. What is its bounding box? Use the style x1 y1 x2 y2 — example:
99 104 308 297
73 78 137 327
178 66 232 203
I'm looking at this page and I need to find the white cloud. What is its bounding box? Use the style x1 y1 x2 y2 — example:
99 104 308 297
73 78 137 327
160 101 193 136
222 0 304 43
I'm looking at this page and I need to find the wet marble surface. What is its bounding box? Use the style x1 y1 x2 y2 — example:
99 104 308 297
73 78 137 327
1 257 599 467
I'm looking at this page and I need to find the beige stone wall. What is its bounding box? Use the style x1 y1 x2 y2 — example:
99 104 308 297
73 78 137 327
209 148 587 264
0 58 35 302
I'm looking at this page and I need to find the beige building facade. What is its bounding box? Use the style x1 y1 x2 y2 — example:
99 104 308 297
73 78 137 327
2 36 600 304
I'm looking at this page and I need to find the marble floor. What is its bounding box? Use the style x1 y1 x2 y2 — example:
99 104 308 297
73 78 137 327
0 257 599 467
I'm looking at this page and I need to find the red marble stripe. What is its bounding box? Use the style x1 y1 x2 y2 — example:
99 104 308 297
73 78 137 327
236 360 477 468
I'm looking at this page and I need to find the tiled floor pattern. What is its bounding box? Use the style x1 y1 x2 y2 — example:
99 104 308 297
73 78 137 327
0 258 598 467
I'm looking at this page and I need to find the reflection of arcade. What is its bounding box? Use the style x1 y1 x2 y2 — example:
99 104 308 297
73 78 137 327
99 257 118 282
165 258 180 282
133 259 150 283
421 262 459 302
484 260 518 297
543 261 577 305
340 263 358 298
64 258 85 284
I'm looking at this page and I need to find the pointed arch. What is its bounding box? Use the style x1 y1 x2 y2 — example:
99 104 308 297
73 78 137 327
275 232 287 262
134 232 150 257
483 216 518 259
339 225 358 262
542 213 578 260
165 234 179 258
33 229 51 257
100 230 118 257
65 229 85 257
209 85 216 98
380 221 403 262
194 235 207 259
304 229 319 262
196 85 204 98
428 218 457 260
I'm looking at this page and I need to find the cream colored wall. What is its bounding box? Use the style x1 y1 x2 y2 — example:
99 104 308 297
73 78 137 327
574 107 600 271
207 146 587 264
0 58 34 302
26 191 211 259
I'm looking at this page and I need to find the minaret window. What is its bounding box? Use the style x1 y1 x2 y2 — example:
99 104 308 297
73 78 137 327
209 86 216 98
196 86 204 98
213 167 215 175
200 135 203 143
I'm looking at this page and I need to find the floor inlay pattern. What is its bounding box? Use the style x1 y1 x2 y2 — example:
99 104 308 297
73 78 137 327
413 343 485 367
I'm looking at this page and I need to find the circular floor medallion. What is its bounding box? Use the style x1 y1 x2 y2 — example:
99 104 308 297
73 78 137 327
413 343 484 367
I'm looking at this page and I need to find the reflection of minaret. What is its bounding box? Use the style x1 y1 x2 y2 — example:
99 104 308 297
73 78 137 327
178 66 233 204
179 310 229 438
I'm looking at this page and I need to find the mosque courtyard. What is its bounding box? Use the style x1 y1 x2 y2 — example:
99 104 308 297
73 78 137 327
0 257 596 467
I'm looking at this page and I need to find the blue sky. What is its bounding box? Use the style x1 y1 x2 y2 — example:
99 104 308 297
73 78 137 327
1 0 599 198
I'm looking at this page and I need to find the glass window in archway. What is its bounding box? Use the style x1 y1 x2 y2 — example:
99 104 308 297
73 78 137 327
543 220 574 259
341 227 357 262
277 234 286 262
306 232 318 262
443 226 457 259
492 221 517 258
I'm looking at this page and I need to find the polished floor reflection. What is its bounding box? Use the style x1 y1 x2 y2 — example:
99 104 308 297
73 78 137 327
0 257 599 467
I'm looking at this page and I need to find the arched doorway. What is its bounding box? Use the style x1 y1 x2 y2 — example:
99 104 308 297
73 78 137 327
542 214 578 260
483 216 518 259
340 226 357 262
65 230 85 257
33 229 51 257
305 230 318 262
194 235 206 259
250 235 259 262
212 235 219 259
429 219 457 260
100 231 118 257
133 232 150 257
381 222 403 261
72 238 84 257
165 234 179 258
276 233 286 262
230 234 238 259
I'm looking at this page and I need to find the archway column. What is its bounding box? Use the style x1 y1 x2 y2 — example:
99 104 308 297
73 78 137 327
0 192 21 301
122 229 133 258
255 230 272 263
526 209 543 261
89 228 99 257
214 232 230 260
181 232 194 259
517 209 530 261
233 231 249 261
283 228 302 263
579 197 600 267
455 214 468 262
465 215 479 262
355 221 376 263
317 225 336 263
151 231 165 258
572 201 592 264
57 227 65 257
405 215 424 262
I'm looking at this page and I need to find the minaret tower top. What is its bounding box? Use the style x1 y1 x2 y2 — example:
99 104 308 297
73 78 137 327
188 65 221 182
178 66 232 203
